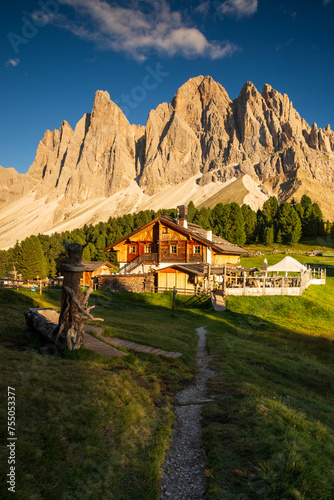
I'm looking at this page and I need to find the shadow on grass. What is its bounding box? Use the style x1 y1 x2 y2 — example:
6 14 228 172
201 310 334 499
0 288 192 500
206 308 334 384
86 289 207 357
0 289 38 348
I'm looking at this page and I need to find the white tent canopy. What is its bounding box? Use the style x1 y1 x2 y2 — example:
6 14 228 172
266 256 307 274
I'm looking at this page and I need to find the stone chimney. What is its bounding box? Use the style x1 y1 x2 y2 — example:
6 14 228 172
177 205 188 229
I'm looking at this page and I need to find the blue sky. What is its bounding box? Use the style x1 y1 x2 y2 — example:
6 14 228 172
1 0 333 174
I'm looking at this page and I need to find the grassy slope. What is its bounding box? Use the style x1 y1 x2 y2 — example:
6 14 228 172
0 289 201 500
201 259 334 499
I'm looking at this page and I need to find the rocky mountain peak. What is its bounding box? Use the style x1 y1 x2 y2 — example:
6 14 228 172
0 75 333 249
239 80 259 96
91 90 112 112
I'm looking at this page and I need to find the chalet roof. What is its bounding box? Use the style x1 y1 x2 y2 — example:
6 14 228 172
185 222 247 255
168 263 207 275
82 261 114 272
104 216 247 256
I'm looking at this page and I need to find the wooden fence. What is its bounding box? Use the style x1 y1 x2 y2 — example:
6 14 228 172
0 280 63 294
154 286 210 296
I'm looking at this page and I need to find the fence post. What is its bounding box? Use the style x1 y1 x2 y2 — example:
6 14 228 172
172 287 177 317
223 265 226 297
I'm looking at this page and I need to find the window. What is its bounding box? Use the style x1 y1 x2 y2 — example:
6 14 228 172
194 245 201 254
129 245 136 254
170 245 177 254
163 227 169 234
144 245 151 254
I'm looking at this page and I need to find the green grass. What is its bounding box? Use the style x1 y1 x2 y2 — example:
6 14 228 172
1 255 334 499
244 239 334 254
0 288 201 500
88 290 203 357
201 267 334 499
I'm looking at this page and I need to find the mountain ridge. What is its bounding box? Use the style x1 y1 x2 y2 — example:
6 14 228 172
1 75 333 249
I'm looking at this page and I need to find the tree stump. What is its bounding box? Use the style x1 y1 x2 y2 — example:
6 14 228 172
55 242 103 350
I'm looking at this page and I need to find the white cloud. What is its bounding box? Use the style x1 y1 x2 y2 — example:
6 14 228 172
218 0 258 18
276 38 294 52
33 0 238 61
194 1 211 16
5 58 20 67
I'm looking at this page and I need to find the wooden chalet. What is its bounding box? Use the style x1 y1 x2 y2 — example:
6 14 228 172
104 207 248 294
81 261 117 287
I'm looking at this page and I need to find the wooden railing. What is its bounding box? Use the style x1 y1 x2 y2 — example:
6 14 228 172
224 275 302 289
121 253 158 274
154 286 209 296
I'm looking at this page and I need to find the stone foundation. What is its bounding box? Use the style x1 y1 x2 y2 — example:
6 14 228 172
98 274 154 293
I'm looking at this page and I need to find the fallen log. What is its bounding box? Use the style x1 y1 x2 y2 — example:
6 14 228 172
24 308 65 350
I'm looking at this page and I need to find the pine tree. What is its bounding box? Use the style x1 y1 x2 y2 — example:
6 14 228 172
48 259 57 278
299 196 324 239
17 236 48 279
325 220 332 235
295 203 304 220
211 203 227 236
0 250 9 279
241 204 257 243
255 209 266 243
312 203 325 236
193 207 211 230
330 223 334 240
277 203 302 244
228 203 246 246
260 196 278 242
262 196 279 225
264 226 274 245
187 201 197 223
95 234 106 252
82 246 91 261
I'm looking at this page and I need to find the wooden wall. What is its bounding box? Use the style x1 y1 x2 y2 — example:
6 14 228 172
157 269 194 292
160 226 187 241
212 254 240 266
160 241 186 262
159 241 208 263
129 226 154 242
